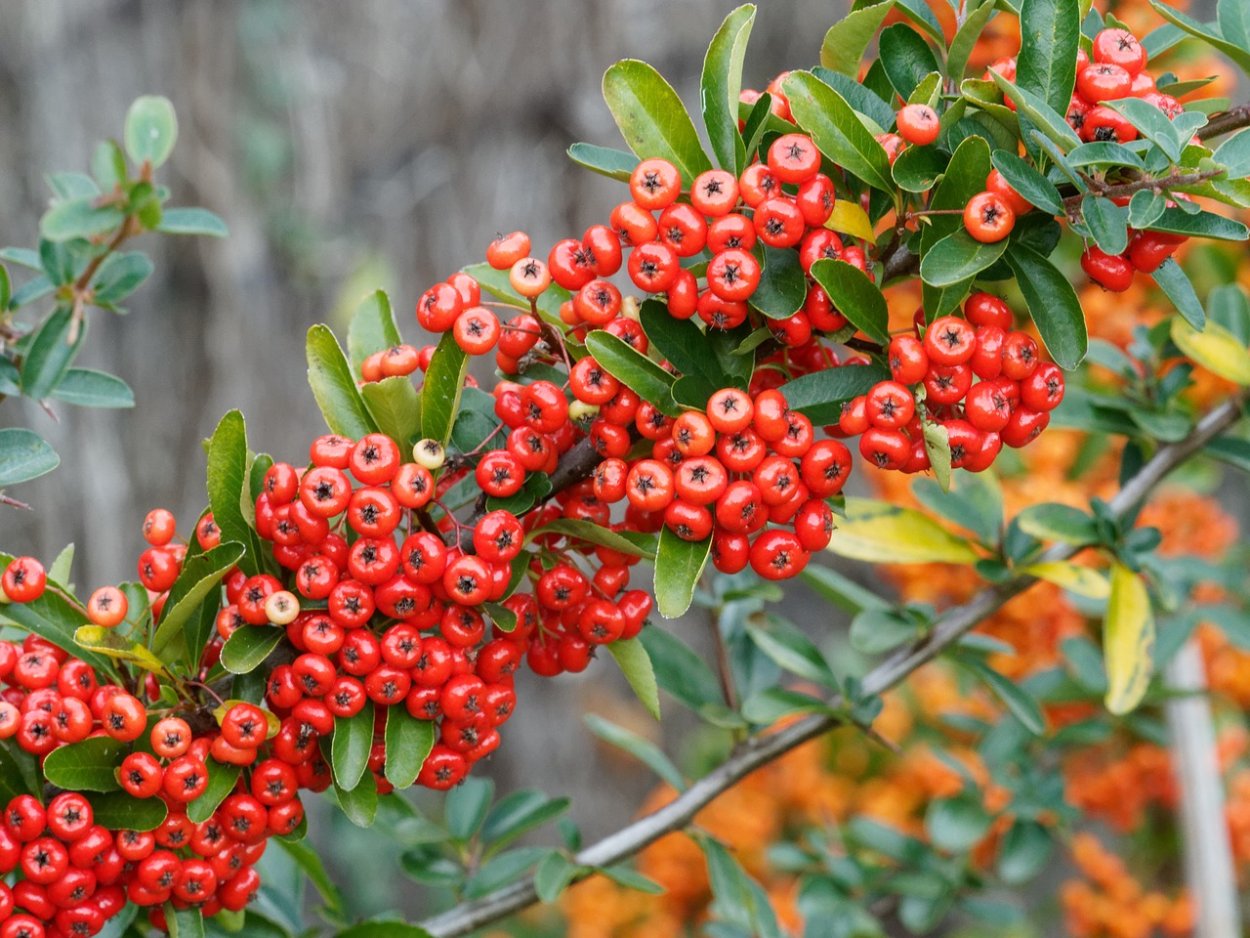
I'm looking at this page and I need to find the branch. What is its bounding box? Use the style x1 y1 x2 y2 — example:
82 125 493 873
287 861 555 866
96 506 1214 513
1197 104 1250 142
419 392 1248 937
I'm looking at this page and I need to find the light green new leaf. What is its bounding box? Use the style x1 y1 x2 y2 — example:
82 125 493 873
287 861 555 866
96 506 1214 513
702 4 756 173
306 324 378 439
653 528 711 619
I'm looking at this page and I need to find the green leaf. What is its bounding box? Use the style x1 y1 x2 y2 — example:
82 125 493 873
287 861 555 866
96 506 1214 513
1082 196 1130 255
446 777 494 841
1128 189 1168 230
779 362 889 425
187 761 241 824
1104 562 1155 715
606 638 661 721
278 837 347 919
21 306 85 400
74 624 166 674
420 330 471 446
567 142 638 181
640 300 749 397
1220 0 1250 50
1103 98 1183 161
740 687 833 724
220 626 284 675
306 324 378 439
1004 243 1087 369
850 608 920 655
0 264 8 311
465 846 550 898
746 620 837 687
43 736 125 792
332 702 375 792
152 541 245 657
383 708 435 790
482 791 571 851
821 0 894 75
702 4 756 173
960 657 1045 733
809 258 888 345
653 528 711 618
531 519 656 559
1214 129 1250 177
50 368 135 408
206 410 263 577
1147 206 1249 242
347 290 403 373
333 773 378 828
0 742 38 804
1154 259 1208 330
362 376 423 448
1016 503 1097 543
602 59 712 184
535 852 583 903
125 95 178 167
987 70 1082 153
40 197 125 243
998 820 1054 884
156 206 228 237
1017 0 1080 123
1170 315 1250 384
1148 0 1250 75
920 229 1010 287
809 67 896 132
701 836 781 936
921 136 991 313
637 627 723 711
88 791 166 831
827 497 980 564
751 245 806 319
783 71 893 191
0 428 59 486
926 792 992 852
90 252 154 307
891 144 948 193
948 0 1000 80
584 714 684 790
879 23 940 100
584 331 679 416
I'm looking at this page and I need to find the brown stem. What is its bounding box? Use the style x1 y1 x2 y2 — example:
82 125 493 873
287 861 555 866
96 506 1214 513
1196 104 1250 142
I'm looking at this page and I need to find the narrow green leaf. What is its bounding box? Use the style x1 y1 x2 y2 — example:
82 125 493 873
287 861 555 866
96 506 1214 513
746 621 837 687
1017 0 1081 121
637 627 723 711
1147 207 1249 242
220 626 284 675
567 142 638 181
333 773 378 828
51 368 135 408
821 0 895 75
783 71 893 191
607 638 661 721
186 761 242 824
948 0 999 80
1082 196 1130 255
584 714 684 790
362 376 423 448
751 245 807 319
1153 260 1207 330
584 331 680 416
384 708 435 790
602 59 712 184
446 777 494 840
987 70 1082 153
206 410 262 577
278 837 347 918
879 23 940 100
88 791 166 831
347 290 403 373
778 362 889 425
156 207 228 237
702 5 756 173
653 528 711 619
150 541 244 657
125 95 178 167
43 736 125 792
420 331 470 446
1148 0 1250 75
920 229 1010 287
809 258 889 345
482 792 571 851
1004 243 1087 368
989 151 1065 216
21 306 84 400
961 657 1045 733
531 519 656 558
307 324 378 439
0 428 59 486
332 702 376 791
535 852 583 903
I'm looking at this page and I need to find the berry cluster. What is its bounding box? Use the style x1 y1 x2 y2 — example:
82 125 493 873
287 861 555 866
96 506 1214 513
987 27 1193 289
0 621 271 937
845 293 1065 473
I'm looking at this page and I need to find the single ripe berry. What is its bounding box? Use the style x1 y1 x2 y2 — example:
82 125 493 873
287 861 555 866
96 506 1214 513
896 104 940 146
964 191 1014 243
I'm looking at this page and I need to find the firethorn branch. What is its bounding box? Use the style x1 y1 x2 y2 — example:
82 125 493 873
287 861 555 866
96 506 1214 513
418 390 1248 938
1196 103 1250 141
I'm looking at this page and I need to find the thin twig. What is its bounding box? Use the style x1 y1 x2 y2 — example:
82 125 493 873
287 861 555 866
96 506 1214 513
418 392 1248 938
